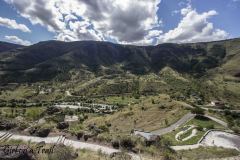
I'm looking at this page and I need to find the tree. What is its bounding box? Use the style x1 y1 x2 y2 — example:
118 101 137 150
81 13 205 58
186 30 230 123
191 107 205 115
119 137 135 150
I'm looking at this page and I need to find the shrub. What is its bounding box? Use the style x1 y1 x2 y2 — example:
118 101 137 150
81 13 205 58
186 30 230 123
77 131 84 140
83 134 89 141
119 137 135 150
57 122 69 130
191 107 205 115
36 128 51 137
111 139 120 149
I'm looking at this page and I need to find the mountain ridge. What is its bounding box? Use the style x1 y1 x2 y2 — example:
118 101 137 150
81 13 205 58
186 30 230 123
0 38 239 83
0 41 23 53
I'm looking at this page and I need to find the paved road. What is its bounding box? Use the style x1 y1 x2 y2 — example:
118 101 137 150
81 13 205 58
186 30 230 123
151 113 196 135
137 113 227 139
0 131 141 160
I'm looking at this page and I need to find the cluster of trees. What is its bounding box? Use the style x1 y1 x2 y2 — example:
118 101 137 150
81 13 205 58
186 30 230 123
191 107 205 115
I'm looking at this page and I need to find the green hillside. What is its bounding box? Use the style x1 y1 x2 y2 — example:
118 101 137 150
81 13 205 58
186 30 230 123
0 39 239 107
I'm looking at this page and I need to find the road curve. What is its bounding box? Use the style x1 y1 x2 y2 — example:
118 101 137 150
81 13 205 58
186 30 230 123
151 113 196 135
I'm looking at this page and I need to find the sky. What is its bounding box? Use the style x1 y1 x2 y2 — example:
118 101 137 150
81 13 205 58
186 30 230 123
0 0 239 46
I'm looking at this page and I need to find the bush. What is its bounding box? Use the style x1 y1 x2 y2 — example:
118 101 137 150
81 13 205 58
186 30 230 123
36 128 51 137
191 107 205 115
111 139 120 149
57 122 69 130
83 134 89 141
76 131 84 140
119 137 135 150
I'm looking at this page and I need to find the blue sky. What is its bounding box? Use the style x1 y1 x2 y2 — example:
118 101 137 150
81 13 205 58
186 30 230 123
0 0 239 45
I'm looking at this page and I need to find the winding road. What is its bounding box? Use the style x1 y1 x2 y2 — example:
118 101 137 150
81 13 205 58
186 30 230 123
151 104 239 136
151 113 196 135
144 111 240 152
136 112 229 140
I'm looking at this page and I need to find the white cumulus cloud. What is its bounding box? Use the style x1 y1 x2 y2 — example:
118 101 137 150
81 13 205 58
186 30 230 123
4 35 32 46
4 0 229 45
158 6 228 43
5 0 162 45
0 16 31 32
